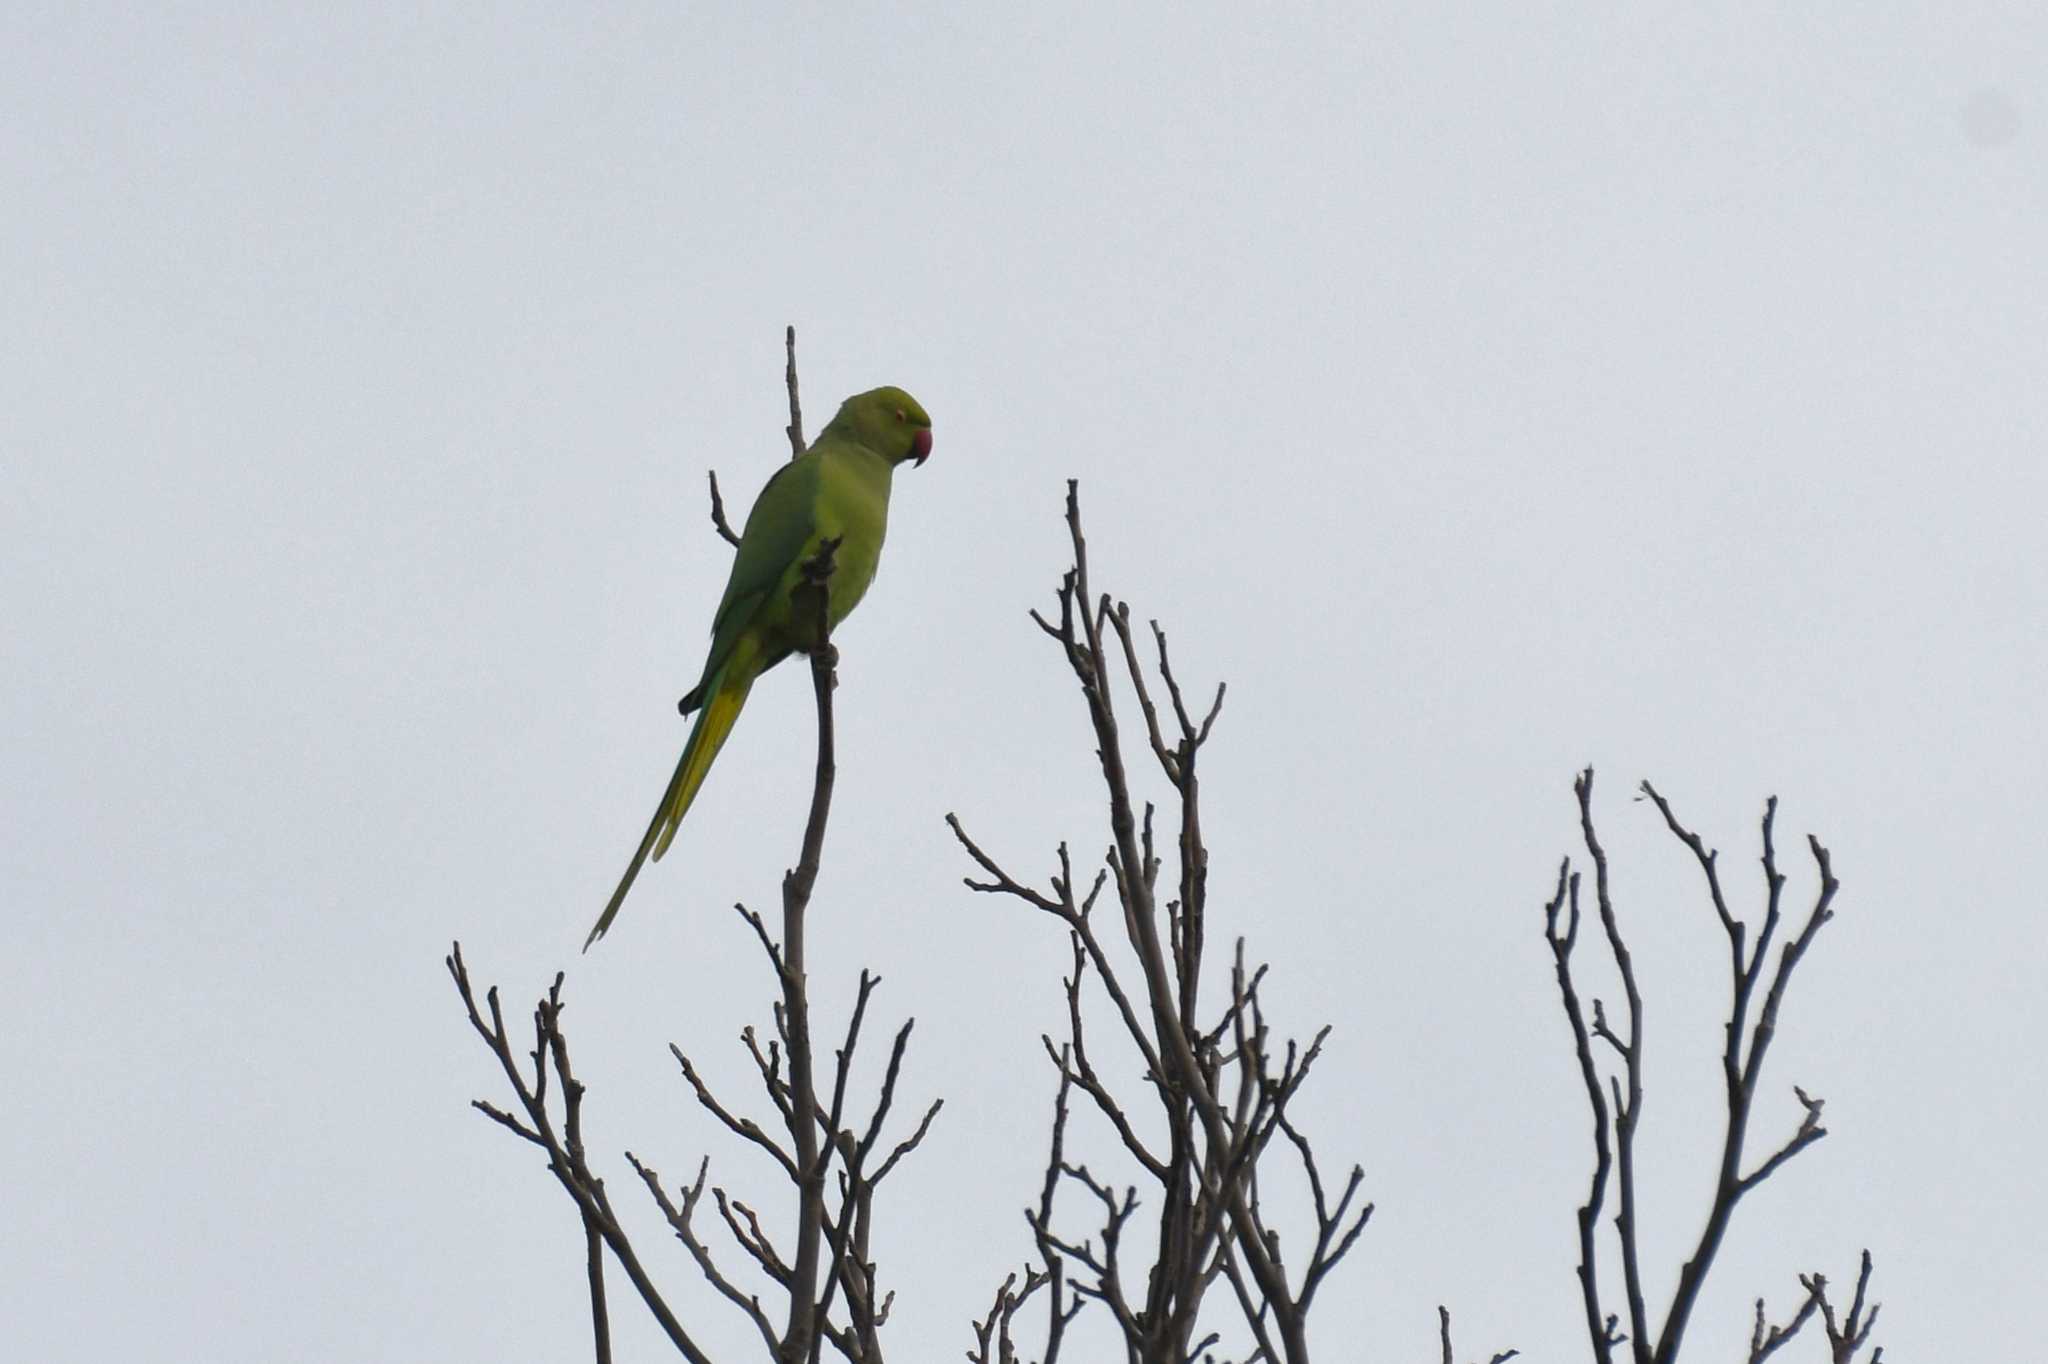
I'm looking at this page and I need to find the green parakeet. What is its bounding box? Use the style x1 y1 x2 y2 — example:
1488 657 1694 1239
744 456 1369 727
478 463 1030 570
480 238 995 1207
586 386 934 949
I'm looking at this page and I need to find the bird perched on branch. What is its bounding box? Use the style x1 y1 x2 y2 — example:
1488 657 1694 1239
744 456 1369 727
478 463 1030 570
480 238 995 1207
586 386 934 948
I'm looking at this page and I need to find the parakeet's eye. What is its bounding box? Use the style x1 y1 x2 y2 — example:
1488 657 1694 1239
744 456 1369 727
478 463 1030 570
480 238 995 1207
895 408 907 422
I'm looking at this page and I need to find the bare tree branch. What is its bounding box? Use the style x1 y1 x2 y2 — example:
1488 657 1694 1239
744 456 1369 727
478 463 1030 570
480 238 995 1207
1545 771 1867 1364
628 1154 783 1354
446 945 716 1364
960 484 1364 1363
1746 1283 1820 1363
1802 1250 1883 1364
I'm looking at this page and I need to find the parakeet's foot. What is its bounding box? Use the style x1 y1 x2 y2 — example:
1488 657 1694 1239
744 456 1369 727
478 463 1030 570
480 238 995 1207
799 535 844 586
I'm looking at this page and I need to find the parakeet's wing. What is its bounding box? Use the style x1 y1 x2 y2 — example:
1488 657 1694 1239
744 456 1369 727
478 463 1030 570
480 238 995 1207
680 454 821 708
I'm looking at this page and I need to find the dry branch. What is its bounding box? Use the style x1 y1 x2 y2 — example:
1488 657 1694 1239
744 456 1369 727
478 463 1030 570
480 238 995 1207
1544 769 1876 1364
951 483 1367 1363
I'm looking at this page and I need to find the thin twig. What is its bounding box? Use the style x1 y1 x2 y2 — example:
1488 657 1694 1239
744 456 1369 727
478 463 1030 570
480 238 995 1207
784 324 805 457
1747 1284 1821 1363
706 470 743 548
1439 1304 1522 1364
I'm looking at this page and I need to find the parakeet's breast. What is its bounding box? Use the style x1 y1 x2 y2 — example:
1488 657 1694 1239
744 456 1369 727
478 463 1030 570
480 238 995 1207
812 447 894 626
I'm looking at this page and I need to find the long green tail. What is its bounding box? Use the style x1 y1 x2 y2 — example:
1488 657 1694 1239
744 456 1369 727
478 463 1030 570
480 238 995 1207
585 642 760 949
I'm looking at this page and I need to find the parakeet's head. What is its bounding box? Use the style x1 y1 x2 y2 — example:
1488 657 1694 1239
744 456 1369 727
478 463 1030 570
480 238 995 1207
828 386 933 467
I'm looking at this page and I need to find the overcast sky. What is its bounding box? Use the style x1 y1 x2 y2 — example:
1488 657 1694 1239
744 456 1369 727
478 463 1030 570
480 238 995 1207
5 4 2042 1360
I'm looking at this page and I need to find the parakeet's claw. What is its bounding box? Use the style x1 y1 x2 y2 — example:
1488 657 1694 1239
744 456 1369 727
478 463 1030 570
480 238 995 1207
799 535 845 587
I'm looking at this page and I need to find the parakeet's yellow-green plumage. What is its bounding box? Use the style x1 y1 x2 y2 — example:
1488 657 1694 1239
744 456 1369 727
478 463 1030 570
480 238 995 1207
586 386 933 949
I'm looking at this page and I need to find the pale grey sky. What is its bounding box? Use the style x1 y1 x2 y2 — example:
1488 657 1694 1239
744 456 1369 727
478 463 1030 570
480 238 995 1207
5 4 2042 1360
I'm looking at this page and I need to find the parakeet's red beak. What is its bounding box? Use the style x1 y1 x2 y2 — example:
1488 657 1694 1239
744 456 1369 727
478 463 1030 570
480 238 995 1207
911 428 933 466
